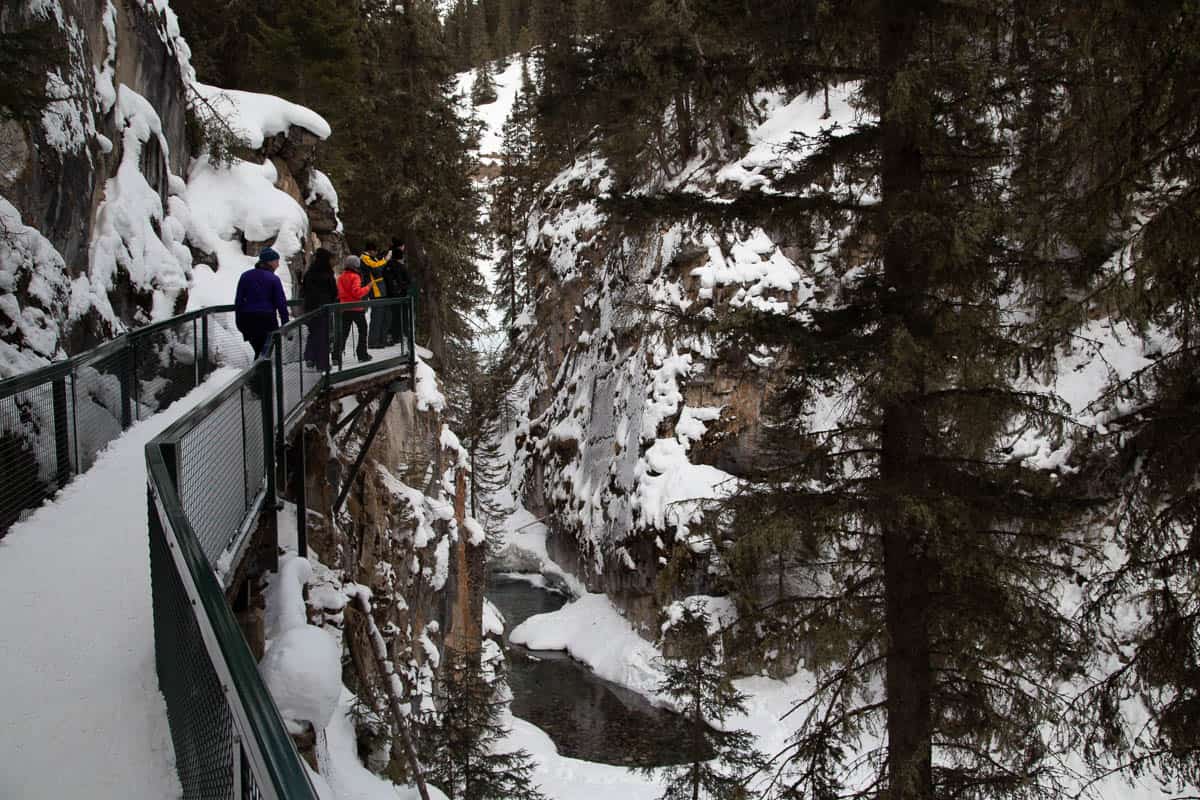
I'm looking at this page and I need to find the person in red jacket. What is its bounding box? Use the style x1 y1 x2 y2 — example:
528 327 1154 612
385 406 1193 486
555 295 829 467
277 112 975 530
337 256 371 363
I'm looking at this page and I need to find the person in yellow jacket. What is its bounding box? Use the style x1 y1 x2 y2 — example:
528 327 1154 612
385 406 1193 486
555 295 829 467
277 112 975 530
361 241 393 348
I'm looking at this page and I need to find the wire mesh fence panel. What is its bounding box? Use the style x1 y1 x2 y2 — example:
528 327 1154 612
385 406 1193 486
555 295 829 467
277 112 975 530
72 344 135 472
206 310 256 373
0 380 70 535
276 327 304 428
150 506 239 800
242 748 266 800
178 385 258 566
131 320 202 421
241 380 267 515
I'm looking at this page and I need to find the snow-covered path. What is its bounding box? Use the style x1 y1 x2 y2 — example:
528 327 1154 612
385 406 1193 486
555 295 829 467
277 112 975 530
0 368 240 800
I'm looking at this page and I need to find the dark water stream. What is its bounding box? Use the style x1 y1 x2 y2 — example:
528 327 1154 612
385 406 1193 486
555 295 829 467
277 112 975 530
487 576 704 767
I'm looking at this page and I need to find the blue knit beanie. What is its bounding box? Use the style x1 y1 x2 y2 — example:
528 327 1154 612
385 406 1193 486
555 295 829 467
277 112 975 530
258 246 281 264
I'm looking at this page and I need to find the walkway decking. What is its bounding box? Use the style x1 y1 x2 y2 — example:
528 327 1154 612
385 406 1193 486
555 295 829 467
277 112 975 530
0 370 239 799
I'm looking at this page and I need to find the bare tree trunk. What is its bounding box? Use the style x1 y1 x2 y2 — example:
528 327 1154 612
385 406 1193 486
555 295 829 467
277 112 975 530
348 592 432 800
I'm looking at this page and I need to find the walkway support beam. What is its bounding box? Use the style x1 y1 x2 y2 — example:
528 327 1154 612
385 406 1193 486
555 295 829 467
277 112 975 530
332 386 400 514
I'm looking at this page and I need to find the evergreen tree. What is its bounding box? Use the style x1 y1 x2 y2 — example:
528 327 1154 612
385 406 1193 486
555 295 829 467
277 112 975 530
443 0 471 71
419 647 547 800
351 0 487 400
248 0 363 178
469 0 492 65
472 60 498 107
171 0 264 88
1051 2 1200 789
492 80 536 327
642 605 765 800
586 2 1134 798
515 24 533 56
492 0 513 64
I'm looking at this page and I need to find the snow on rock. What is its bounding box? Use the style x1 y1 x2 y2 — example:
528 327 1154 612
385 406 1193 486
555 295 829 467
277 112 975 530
86 85 191 326
306 168 339 211
633 436 733 549
690 230 813 314
192 83 331 148
0 197 70 375
440 424 469 467
483 598 506 637
414 353 447 412
183 154 310 306
260 549 341 734
260 625 344 734
717 84 862 192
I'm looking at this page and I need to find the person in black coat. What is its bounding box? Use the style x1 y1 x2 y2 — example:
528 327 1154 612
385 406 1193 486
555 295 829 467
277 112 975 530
301 248 338 370
386 237 411 345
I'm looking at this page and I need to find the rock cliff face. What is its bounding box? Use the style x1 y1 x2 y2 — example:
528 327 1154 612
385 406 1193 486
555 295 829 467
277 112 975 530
509 159 807 638
292 376 485 777
0 0 341 375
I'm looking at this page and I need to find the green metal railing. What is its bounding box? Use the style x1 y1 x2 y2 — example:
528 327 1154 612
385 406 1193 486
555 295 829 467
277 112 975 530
145 297 414 799
0 304 252 536
0 294 416 799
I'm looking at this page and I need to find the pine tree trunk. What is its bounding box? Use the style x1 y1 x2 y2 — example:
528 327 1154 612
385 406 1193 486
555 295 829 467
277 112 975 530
692 687 702 800
878 2 933 799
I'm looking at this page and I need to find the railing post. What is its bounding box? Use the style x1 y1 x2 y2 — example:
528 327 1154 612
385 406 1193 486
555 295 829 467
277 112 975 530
52 376 71 486
199 312 210 378
259 360 279 572
295 425 307 559
69 372 80 474
132 336 141 423
192 317 200 388
273 333 285 485
333 305 343 372
119 343 133 430
408 298 417 389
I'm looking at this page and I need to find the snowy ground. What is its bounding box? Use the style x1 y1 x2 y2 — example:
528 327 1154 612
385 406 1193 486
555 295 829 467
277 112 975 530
0 368 244 800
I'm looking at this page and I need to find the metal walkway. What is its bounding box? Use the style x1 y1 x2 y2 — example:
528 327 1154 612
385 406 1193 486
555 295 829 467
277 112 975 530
0 297 417 799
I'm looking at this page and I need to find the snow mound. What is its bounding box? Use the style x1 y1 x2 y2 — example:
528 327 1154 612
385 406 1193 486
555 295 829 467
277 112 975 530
259 625 342 733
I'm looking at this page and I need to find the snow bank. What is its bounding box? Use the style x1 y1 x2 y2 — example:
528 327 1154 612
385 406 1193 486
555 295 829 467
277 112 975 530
319 691 448 800
502 714 661 800
509 592 663 697
192 83 331 147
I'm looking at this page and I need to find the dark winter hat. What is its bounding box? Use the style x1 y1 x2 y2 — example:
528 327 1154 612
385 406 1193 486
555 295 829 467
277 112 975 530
258 246 281 264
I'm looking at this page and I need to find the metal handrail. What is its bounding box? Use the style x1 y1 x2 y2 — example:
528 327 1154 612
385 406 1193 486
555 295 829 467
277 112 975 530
0 305 237 401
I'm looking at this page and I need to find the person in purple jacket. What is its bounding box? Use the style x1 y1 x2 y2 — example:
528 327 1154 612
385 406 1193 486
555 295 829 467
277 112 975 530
234 247 290 358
